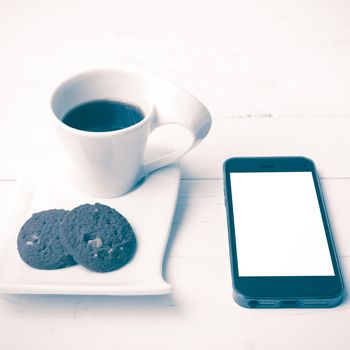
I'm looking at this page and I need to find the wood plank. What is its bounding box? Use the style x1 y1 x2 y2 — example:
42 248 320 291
182 117 350 179
0 0 350 122
2 117 350 179
0 255 349 350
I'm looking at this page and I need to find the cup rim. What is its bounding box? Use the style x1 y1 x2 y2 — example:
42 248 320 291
50 65 212 138
52 99 152 138
50 67 154 138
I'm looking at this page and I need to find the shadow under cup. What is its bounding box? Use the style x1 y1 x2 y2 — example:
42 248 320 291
51 70 154 198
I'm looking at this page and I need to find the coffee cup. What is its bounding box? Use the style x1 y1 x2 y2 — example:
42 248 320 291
51 67 212 197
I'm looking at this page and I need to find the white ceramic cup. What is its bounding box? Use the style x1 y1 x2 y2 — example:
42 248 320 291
51 67 212 198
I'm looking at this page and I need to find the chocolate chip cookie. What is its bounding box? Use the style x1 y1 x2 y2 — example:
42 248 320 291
58 203 137 272
17 209 77 269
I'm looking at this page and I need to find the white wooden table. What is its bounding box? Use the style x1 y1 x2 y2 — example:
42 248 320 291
1 1 350 348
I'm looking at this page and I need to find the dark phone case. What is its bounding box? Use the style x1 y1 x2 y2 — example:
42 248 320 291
223 156 344 308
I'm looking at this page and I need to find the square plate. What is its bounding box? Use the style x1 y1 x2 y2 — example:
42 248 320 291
0 161 180 295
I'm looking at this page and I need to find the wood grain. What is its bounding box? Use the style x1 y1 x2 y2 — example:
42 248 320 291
1 117 350 179
1 0 350 348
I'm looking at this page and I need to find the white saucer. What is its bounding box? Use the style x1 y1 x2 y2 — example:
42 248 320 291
0 161 180 295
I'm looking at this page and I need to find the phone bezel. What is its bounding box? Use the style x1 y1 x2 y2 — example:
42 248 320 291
224 157 344 303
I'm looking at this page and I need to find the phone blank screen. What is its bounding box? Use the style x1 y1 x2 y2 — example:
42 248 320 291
230 172 335 277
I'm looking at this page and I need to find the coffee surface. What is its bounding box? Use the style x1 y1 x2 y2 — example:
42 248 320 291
62 100 144 132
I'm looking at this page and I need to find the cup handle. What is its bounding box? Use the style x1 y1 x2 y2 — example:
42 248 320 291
142 81 212 176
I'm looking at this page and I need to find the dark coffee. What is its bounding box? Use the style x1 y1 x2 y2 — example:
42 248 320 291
62 100 144 132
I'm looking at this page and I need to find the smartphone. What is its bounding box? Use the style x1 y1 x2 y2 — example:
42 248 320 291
223 156 344 308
